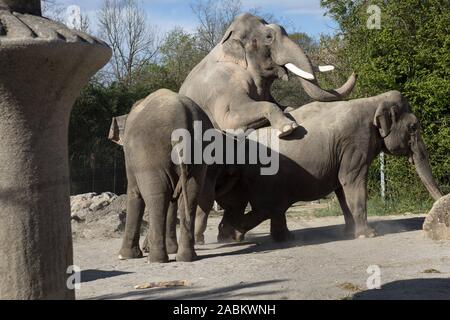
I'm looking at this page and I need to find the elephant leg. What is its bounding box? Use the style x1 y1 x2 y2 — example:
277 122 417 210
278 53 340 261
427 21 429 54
195 206 209 245
166 200 178 254
177 167 204 262
217 202 250 243
338 153 376 239
142 234 149 253
270 213 294 242
335 187 355 238
144 192 170 263
225 100 298 137
338 183 376 239
217 210 246 243
195 182 215 245
239 210 268 231
138 172 171 263
119 175 144 260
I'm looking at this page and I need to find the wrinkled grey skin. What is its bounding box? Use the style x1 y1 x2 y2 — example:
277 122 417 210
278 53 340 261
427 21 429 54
194 91 443 243
118 89 213 263
179 13 357 138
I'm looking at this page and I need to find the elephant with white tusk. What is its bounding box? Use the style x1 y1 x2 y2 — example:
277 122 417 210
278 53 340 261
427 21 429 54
179 13 357 138
192 90 443 243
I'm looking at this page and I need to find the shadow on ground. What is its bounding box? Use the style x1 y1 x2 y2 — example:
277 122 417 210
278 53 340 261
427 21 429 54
200 217 425 260
353 278 450 300
88 279 287 300
81 269 133 283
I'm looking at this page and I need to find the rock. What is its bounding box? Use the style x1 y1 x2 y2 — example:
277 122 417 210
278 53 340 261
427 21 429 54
71 193 149 240
85 194 126 223
71 209 90 222
423 194 450 240
88 192 118 211
70 192 96 213
70 192 119 220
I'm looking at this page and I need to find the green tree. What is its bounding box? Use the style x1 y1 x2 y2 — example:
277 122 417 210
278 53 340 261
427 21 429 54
321 0 450 208
159 27 205 90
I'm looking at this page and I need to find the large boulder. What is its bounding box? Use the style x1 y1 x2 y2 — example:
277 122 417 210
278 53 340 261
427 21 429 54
423 194 450 240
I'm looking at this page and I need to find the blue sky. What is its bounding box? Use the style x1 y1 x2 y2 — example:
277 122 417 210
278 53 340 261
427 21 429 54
54 0 338 38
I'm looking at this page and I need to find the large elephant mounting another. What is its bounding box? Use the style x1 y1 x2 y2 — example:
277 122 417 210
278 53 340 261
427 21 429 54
180 13 357 137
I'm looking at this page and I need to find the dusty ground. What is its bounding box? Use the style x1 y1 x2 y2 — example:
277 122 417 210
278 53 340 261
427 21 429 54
74 212 450 300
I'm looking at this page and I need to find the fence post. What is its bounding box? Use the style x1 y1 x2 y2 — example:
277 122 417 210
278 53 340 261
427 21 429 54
113 149 117 194
90 152 96 192
380 152 386 201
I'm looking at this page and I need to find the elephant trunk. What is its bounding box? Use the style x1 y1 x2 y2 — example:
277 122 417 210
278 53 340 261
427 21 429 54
411 135 443 201
276 36 357 101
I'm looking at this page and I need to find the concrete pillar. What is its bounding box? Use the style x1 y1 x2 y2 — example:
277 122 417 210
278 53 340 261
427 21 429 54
0 1 111 299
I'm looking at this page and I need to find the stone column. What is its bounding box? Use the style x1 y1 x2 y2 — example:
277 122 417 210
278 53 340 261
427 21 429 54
0 1 111 299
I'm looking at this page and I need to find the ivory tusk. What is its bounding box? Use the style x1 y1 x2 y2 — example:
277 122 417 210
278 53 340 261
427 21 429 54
285 63 315 80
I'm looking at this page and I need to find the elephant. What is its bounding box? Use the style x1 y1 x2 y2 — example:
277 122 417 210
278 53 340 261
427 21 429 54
116 89 214 263
193 90 443 243
179 13 357 138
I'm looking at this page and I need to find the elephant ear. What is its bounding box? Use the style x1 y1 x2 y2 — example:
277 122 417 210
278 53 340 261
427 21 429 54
218 29 248 69
374 103 400 138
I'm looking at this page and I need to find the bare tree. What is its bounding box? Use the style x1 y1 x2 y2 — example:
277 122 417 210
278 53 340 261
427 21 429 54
98 0 160 85
190 0 242 53
190 0 280 53
41 0 65 22
78 13 91 33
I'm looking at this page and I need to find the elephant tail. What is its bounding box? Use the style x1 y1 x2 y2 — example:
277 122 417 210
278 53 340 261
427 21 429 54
175 162 190 228
171 148 190 221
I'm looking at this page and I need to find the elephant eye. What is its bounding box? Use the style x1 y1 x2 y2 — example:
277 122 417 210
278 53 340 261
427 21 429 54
265 33 274 44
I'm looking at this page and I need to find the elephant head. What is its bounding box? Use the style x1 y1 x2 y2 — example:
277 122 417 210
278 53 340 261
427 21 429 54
219 13 357 101
374 91 443 200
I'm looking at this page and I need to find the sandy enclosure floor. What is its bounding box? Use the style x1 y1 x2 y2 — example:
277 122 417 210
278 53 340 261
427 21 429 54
74 214 450 300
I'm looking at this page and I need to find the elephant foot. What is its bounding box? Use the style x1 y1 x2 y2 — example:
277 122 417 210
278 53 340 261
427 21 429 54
278 120 299 138
142 237 150 253
218 229 245 243
232 230 246 242
176 249 198 262
148 250 169 263
271 230 295 242
118 246 143 260
217 233 233 243
195 234 205 245
355 226 377 239
343 225 355 239
166 240 178 254
218 222 235 243
218 220 247 243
